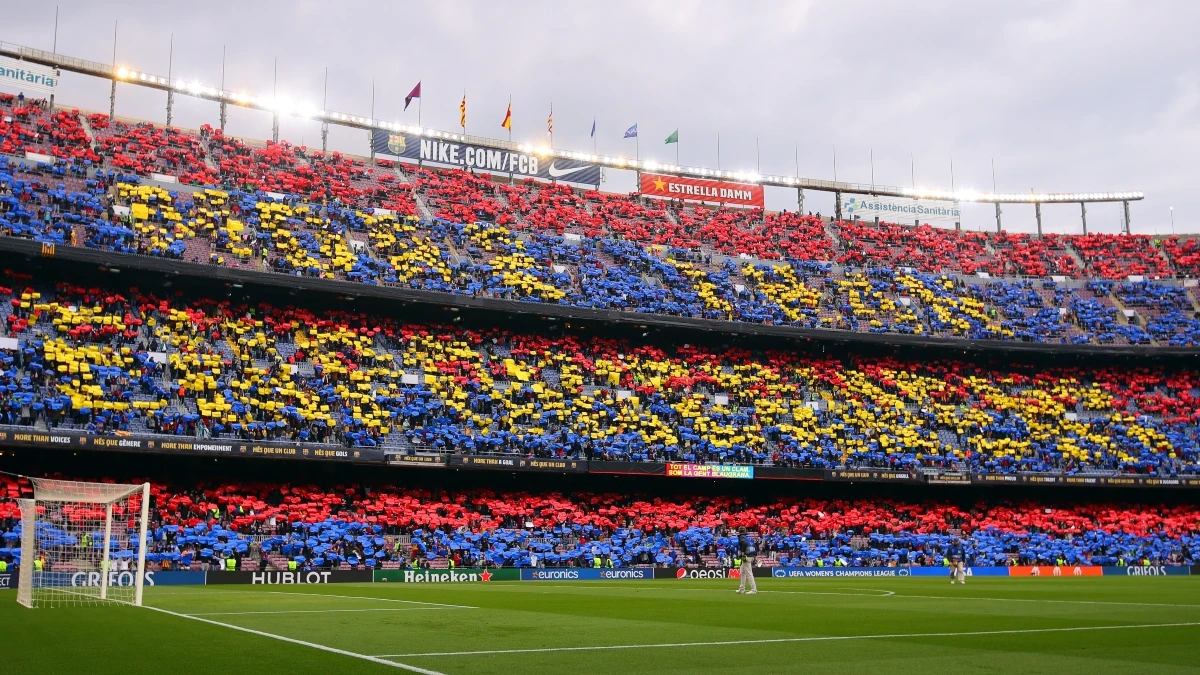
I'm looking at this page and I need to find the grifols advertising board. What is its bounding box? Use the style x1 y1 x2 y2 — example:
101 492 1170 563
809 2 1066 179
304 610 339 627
640 173 764 208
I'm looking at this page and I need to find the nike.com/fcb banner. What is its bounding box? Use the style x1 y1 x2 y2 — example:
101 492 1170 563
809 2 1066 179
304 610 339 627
640 173 764 208
371 130 601 185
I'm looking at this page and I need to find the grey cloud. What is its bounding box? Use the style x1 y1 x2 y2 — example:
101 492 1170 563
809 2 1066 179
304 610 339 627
2 0 1195 233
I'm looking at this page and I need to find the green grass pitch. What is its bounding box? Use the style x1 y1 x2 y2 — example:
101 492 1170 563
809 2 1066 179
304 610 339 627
4 577 1199 674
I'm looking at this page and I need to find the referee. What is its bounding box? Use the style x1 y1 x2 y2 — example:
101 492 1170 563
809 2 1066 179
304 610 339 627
735 526 758 595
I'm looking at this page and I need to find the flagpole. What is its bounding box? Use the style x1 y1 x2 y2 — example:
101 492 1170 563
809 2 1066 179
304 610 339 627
507 94 513 184
418 78 422 127
717 132 721 171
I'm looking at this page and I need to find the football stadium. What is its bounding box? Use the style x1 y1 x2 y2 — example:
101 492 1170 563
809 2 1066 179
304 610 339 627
1 4 1199 673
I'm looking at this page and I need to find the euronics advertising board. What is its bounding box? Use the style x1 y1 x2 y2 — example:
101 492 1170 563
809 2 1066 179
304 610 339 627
371 130 601 185
842 195 961 223
521 568 653 581
0 55 59 96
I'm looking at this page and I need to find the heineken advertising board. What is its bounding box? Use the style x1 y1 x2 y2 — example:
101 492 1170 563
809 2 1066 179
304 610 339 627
373 568 520 583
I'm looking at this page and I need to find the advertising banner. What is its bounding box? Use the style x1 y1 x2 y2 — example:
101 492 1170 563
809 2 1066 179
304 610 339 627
519 568 654 581
1102 565 1190 576
754 466 825 481
666 462 753 479
653 567 740 580
0 573 11 590
375 568 519 583
388 454 448 468
0 428 385 464
640 172 764 208
371 130 601 185
588 461 666 476
925 472 972 485
762 566 913 578
972 474 1200 488
906 566 1011 577
842 195 962 223
33 570 207 587
1008 565 1103 577
0 55 59 96
446 455 587 473
205 570 374 585
826 469 921 484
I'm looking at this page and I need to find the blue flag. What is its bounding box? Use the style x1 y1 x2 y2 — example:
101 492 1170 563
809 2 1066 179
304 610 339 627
590 119 596 138
624 123 638 139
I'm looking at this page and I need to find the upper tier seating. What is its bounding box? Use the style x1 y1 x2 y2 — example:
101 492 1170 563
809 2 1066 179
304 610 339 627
2 111 1199 347
3 154 1199 347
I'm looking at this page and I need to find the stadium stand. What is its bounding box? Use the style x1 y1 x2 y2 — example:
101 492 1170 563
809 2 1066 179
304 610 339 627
1 113 1199 349
0 274 1196 474
1 474 1195 571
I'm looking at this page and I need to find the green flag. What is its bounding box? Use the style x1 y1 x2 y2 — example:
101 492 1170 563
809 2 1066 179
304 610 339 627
664 129 678 144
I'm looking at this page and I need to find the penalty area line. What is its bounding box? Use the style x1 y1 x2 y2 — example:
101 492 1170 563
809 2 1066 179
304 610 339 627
190 607 462 616
374 621 1200 658
144 605 447 675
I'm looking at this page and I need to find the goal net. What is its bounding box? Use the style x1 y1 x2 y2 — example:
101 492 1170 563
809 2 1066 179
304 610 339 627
16 478 150 608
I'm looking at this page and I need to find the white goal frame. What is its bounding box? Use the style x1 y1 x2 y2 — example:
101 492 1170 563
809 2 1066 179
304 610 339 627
16 478 151 608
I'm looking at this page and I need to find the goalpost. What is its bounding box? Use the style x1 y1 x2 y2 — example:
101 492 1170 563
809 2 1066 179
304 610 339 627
16 478 151 609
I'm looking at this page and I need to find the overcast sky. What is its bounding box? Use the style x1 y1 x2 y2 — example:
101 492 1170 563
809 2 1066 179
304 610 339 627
4 1 1198 234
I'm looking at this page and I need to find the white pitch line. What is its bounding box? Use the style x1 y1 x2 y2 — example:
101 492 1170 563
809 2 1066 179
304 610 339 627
144 605 447 675
892 593 1200 609
190 607 461 616
374 621 1200 658
409 581 1200 609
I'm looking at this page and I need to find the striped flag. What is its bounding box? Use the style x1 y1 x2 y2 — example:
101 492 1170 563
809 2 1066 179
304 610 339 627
459 94 466 129
547 104 553 135
501 102 512 131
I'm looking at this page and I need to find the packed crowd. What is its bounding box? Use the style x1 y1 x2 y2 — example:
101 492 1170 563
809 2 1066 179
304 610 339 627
1 105 1199 347
0 275 1197 474
3 153 1198 346
1 475 1195 571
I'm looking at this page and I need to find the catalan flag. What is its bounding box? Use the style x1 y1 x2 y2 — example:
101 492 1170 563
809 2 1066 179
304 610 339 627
459 93 466 129
501 102 512 131
547 104 553 135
